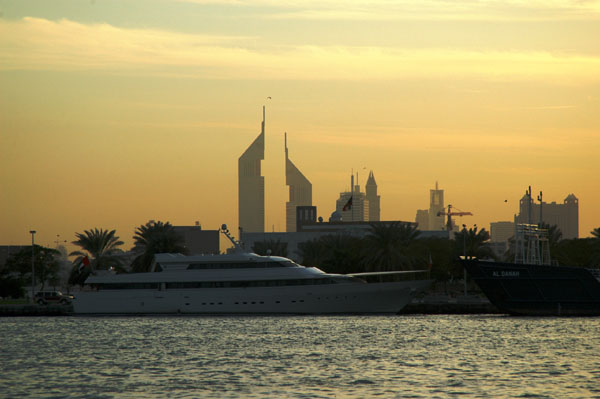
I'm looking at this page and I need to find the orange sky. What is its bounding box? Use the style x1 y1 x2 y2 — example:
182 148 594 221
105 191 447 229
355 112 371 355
1 1 599 253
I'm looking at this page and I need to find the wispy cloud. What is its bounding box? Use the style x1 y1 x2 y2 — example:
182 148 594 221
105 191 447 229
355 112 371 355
2 18 600 82
175 0 600 21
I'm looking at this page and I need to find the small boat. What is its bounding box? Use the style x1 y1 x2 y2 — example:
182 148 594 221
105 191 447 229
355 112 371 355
73 225 432 314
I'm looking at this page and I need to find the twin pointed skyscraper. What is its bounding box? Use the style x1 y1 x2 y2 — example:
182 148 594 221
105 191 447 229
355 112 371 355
238 107 313 233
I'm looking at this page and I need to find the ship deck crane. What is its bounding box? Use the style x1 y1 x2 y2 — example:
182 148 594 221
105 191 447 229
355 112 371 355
437 204 473 232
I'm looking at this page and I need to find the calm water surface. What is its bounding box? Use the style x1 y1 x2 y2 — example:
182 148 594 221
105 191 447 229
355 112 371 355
1 315 599 398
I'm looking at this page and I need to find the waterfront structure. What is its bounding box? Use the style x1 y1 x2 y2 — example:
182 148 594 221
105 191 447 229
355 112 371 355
173 224 219 254
514 191 579 239
415 182 445 231
238 107 266 233
285 133 312 232
72 227 431 314
335 174 369 222
365 171 380 222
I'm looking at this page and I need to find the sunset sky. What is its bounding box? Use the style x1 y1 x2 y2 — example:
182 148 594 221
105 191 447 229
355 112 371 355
1 0 599 252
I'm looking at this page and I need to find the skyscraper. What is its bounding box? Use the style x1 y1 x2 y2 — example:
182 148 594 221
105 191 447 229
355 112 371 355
428 182 445 231
285 133 312 232
365 170 380 221
336 173 369 222
238 106 265 233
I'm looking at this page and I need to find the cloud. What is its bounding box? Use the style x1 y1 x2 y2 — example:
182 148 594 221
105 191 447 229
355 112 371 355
175 0 600 21
2 17 600 82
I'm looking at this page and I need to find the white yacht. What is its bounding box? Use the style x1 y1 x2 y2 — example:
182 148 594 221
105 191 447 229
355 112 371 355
72 226 431 314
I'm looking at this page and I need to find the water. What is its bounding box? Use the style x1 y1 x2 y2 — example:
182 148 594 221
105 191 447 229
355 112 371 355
1 315 599 398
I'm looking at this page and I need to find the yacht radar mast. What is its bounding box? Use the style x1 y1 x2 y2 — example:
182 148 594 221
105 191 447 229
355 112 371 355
220 224 245 253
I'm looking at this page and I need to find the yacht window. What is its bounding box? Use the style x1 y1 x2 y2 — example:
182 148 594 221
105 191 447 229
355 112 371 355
187 261 293 270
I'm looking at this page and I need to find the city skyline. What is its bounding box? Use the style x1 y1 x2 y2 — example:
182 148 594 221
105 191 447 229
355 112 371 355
1 1 599 252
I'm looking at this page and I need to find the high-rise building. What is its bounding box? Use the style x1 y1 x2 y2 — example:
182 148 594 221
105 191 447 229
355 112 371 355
238 107 265 233
514 191 579 239
415 209 429 230
428 182 445 231
490 221 515 243
336 174 369 222
365 171 380 222
285 133 312 232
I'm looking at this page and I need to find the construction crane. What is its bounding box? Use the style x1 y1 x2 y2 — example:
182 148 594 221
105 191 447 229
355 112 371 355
437 204 473 232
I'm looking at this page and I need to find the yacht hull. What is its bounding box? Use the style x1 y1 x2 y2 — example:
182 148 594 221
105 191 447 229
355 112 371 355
72 280 431 314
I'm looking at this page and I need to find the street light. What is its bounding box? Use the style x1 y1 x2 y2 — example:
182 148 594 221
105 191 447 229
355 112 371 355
29 230 36 303
462 224 467 297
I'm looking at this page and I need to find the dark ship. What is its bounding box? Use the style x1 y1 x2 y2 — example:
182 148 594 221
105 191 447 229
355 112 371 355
461 224 600 316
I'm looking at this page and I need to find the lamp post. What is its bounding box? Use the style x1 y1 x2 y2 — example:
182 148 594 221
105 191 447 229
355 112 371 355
29 230 36 303
462 224 467 296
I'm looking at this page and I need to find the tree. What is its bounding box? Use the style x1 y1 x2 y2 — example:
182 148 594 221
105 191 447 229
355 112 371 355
363 222 421 271
297 238 330 268
70 228 125 272
252 240 288 257
591 227 600 239
453 226 495 260
3 245 60 292
131 221 187 273
297 234 364 274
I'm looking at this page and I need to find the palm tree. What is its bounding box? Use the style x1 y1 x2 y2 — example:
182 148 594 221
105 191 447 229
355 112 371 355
252 240 288 257
131 220 187 273
296 234 363 274
454 226 495 260
297 238 329 267
363 222 421 271
591 227 600 239
70 228 125 271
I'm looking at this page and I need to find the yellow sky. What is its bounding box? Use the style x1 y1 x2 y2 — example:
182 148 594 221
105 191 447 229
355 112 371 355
1 0 599 252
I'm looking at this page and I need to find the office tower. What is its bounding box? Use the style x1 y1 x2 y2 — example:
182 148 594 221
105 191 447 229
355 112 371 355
238 107 265 233
285 133 313 232
365 171 380 221
428 182 445 231
336 174 369 222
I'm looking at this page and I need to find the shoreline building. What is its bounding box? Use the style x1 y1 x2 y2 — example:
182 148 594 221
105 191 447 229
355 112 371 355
238 106 266 233
285 133 313 232
514 191 579 239
415 182 445 231
174 223 220 254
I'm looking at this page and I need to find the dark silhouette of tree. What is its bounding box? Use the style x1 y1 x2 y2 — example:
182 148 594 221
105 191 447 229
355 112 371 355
363 222 421 271
592 227 600 267
70 228 125 271
297 234 363 274
131 221 187 273
3 245 60 291
252 240 288 257
454 226 495 260
297 239 330 268
553 238 598 268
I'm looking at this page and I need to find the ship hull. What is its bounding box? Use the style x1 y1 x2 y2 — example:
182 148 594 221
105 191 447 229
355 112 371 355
461 259 600 316
72 280 432 314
